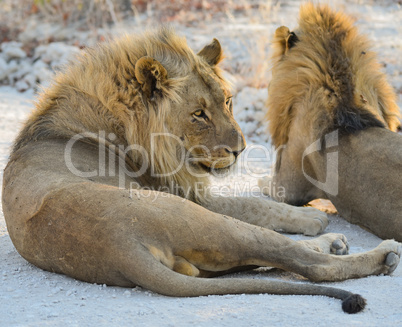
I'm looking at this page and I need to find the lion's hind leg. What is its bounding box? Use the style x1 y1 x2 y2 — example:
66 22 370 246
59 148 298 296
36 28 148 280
298 233 349 255
119 244 366 314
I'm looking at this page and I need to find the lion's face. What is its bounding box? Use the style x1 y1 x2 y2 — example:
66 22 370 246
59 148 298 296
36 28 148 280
170 71 245 172
134 39 246 174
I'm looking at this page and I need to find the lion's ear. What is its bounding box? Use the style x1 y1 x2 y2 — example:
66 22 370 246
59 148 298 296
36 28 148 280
198 38 223 66
135 56 168 101
287 32 299 50
273 26 299 55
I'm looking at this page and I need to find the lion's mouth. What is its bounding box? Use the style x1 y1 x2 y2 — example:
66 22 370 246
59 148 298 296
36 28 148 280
184 147 238 175
199 162 229 172
194 159 237 176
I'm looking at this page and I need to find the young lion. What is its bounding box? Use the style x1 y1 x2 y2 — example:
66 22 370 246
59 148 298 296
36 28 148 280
2 27 400 313
260 3 402 241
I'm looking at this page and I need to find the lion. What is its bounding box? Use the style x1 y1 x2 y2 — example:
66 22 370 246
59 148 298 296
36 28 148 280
2 27 401 314
259 3 402 242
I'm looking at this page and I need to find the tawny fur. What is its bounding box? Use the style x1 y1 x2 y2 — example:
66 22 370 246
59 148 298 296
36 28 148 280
12 28 231 201
261 3 402 241
267 3 400 148
2 27 401 313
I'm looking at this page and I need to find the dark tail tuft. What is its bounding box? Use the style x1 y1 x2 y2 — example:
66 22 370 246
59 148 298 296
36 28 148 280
342 294 366 314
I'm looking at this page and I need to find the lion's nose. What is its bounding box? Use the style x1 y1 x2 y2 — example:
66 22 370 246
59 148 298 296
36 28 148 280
225 147 246 158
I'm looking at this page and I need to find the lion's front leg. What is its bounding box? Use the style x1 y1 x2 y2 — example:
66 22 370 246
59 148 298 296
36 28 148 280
200 195 328 236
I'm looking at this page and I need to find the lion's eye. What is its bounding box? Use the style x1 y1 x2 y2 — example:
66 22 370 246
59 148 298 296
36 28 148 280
193 110 208 120
226 96 233 107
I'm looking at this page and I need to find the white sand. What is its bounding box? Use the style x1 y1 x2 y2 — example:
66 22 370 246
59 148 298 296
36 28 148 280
1 1 401 325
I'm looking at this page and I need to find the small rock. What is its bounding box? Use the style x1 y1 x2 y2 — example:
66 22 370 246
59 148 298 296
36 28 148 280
1 41 27 60
15 80 29 92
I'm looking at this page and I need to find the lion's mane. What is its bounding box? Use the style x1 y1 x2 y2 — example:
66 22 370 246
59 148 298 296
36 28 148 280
12 28 229 201
267 3 401 148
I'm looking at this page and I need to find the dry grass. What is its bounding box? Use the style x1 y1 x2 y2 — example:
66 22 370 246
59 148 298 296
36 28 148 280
0 0 278 33
0 0 279 88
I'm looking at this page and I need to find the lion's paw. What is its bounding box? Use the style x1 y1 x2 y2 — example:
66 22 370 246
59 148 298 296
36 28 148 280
376 240 402 275
302 217 326 236
328 234 349 255
385 252 400 274
301 233 349 254
297 208 329 236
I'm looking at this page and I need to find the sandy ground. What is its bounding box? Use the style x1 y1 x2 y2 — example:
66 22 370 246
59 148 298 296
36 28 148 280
1 1 402 326
1 90 401 326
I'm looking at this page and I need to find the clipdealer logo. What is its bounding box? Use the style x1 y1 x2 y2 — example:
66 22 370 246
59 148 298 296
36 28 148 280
302 130 339 196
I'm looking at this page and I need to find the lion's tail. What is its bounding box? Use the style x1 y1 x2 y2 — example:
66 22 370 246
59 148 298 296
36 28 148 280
124 248 366 314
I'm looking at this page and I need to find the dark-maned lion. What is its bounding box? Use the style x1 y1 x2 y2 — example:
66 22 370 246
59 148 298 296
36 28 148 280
260 4 402 241
2 27 401 313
